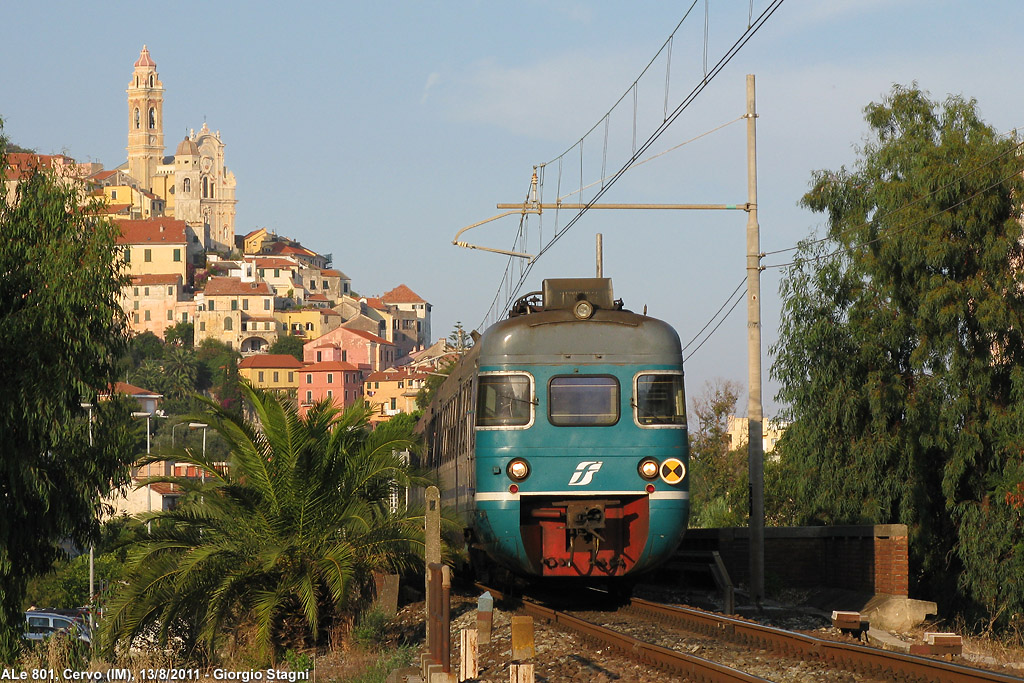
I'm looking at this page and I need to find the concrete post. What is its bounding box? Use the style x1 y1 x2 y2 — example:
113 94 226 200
425 485 441 651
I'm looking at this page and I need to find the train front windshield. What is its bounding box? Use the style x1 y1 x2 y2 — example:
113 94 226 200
635 373 686 426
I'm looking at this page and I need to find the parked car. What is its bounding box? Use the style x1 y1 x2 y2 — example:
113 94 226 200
24 609 92 644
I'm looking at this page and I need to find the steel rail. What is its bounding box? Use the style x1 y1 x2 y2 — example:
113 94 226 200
479 584 771 682
630 597 1022 683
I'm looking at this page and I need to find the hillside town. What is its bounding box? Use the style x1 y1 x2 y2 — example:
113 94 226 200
3 47 458 516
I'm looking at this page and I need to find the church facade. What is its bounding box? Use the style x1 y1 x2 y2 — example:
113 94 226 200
125 45 237 255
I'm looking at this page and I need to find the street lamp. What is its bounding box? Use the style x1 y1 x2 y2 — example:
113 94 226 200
189 422 208 484
189 423 208 508
80 402 95 636
131 411 152 530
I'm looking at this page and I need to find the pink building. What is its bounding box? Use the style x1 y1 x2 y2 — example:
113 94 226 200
303 326 397 372
298 361 363 417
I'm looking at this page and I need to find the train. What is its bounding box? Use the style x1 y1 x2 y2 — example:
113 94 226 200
418 277 689 583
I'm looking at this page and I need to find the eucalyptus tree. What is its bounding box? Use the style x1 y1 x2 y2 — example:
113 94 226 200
771 86 1024 626
0 124 136 660
103 385 436 660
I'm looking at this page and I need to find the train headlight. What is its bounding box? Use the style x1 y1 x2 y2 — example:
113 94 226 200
638 458 660 480
573 299 594 320
507 458 531 481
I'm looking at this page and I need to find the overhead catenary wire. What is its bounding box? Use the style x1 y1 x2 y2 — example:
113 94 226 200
480 0 785 322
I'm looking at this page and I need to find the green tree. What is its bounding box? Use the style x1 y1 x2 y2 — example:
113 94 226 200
164 320 194 348
771 85 1024 626
103 385 435 661
268 333 304 361
196 338 242 410
688 380 748 528
0 124 136 659
415 360 453 410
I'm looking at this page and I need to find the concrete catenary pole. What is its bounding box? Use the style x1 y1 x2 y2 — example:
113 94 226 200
745 73 765 606
596 233 604 278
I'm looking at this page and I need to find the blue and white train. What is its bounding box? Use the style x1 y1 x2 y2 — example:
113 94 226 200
419 278 689 580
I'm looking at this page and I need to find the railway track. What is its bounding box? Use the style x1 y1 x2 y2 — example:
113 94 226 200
478 583 1023 682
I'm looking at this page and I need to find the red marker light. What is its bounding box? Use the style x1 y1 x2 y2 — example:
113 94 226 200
645 484 655 494
509 484 519 494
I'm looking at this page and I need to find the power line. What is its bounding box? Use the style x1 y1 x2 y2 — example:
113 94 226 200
682 276 747 353
685 285 747 363
481 0 785 322
761 135 1024 260
763 158 1024 271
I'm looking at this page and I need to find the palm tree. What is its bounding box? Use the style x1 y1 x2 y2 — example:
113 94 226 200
102 384 435 661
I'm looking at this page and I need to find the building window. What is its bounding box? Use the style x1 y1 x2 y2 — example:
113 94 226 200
231 300 238 311
342 350 347 362
327 374 333 384
306 390 312 403
273 371 279 382
264 299 271 311
144 310 151 321
134 108 140 129
168 286 174 295
182 312 188 322
167 310 173 321
202 176 209 198
242 299 249 310
133 301 139 311
133 313 139 324
391 398 397 410
149 107 156 129
258 372 265 383
199 321 206 332
316 351 323 362
306 374 312 384
183 178 191 193
133 287 139 296
111 190 118 200
274 269 280 278
288 372 294 382
144 249 152 262
224 318 233 331
173 249 181 262
208 301 215 311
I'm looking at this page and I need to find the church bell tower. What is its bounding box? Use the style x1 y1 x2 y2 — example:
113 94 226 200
126 45 164 191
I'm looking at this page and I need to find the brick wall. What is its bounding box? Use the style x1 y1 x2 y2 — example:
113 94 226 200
680 525 908 597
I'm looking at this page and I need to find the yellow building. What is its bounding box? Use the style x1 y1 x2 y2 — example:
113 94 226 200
194 276 278 353
238 354 303 397
276 307 342 341
116 218 188 281
363 367 429 423
123 273 194 339
726 415 790 458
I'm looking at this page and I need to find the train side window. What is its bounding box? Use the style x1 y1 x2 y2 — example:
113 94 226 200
476 374 533 428
548 375 619 426
634 372 686 427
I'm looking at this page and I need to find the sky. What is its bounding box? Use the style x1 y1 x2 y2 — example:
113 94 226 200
4 1 1023 417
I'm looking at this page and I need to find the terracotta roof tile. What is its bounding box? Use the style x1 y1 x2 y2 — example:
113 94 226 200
381 284 426 304
238 354 304 369
304 361 360 372
115 218 187 245
203 276 274 297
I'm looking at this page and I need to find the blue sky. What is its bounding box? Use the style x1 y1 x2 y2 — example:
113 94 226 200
4 1 1022 416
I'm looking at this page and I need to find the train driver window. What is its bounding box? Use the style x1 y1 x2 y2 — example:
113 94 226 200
476 373 533 428
634 373 686 427
548 375 619 426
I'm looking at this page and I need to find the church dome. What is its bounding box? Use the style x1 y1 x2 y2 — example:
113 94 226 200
175 136 199 157
134 45 156 68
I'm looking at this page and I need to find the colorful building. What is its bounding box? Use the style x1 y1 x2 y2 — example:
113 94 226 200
363 367 429 423
298 361 364 417
238 354 303 397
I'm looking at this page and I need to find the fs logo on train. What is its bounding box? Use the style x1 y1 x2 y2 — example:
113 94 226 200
568 461 603 485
